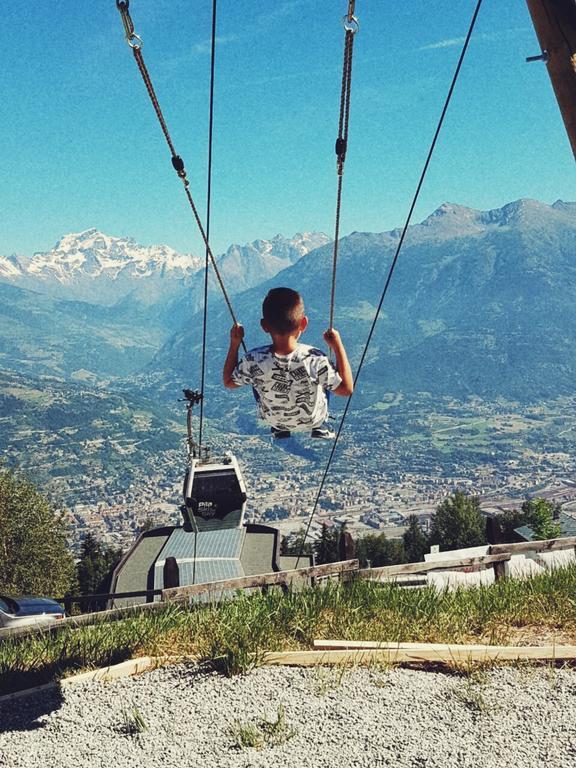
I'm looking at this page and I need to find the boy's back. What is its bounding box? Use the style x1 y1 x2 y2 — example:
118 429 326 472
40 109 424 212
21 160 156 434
223 287 353 438
232 342 341 431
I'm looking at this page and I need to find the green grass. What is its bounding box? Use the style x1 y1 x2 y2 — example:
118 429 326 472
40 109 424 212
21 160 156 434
2 565 576 693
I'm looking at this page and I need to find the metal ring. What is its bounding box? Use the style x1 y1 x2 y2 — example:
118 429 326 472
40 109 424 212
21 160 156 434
127 33 143 50
342 15 359 34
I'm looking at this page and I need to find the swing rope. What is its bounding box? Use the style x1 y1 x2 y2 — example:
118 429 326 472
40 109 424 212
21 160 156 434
296 0 486 567
199 0 218 449
329 1 359 331
115 0 246 355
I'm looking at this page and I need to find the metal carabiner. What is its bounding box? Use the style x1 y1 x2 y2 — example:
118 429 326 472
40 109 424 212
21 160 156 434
343 14 360 34
116 0 143 49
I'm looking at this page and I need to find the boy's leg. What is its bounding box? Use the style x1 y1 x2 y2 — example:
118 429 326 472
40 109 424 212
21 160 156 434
253 386 291 438
271 426 291 439
310 389 335 438
311 426 335 439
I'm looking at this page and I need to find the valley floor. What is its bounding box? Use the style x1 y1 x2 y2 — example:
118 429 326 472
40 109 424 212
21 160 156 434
1 664 575 768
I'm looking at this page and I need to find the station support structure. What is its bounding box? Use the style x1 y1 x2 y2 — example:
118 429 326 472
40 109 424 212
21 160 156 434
525 0 576 158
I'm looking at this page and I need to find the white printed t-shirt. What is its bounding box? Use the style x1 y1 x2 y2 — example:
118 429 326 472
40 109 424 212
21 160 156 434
232 343 342 431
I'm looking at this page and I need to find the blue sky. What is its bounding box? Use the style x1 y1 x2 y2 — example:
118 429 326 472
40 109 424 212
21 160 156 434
1 0 574 258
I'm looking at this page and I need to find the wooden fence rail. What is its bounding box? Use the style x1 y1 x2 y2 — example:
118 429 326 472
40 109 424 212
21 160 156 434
3 534 576 644
357 553 511 582
162 559 360 602
52 589 163 613
490 536 576 555
0 560 359 643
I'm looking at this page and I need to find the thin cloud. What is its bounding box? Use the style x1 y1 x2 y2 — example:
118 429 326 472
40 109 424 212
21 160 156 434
420 37 466 51
254 1 306 28
192 33 239 55
420 27 529 52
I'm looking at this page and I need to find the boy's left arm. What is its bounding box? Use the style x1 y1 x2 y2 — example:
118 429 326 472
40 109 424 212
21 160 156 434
223 324 245 389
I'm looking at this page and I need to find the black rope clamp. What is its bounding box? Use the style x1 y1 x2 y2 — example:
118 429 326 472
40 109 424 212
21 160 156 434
335 137 347 161
171 155 185 174
171 155 189 185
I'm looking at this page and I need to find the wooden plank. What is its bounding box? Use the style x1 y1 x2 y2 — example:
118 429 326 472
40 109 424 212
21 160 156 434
162 559 359 602
0 656 157 702
491 536 576 555
60 656 156 686
265 645 576 666
357 553 510 580
312 640 492 651
525 0 576 158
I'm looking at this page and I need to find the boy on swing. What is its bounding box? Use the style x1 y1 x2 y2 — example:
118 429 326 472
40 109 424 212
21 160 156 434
223 287 353 439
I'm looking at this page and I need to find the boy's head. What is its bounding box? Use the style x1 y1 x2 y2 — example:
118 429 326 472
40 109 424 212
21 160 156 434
261 287 306 336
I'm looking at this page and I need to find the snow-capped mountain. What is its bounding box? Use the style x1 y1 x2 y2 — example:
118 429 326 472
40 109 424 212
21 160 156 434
0 229 203 305
0 228 332 307
217 232 332 293
0 228 332 380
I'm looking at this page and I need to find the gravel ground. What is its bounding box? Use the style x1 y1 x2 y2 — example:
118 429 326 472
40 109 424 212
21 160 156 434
1 663 576 768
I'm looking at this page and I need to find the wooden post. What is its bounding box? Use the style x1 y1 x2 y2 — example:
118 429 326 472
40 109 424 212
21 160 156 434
525 0 576 158
339 531 356 561
163 557 180 590
63 593 73 616
493 559 507 582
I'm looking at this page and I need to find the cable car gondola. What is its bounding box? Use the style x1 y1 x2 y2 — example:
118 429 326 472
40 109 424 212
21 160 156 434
180 389 247 532
182 453 247 532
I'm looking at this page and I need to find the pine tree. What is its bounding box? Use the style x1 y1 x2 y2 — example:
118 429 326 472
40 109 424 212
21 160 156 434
403 515 429 562
280 527 313 557
356 533 406 568
315 523 340 564
76 534 123 610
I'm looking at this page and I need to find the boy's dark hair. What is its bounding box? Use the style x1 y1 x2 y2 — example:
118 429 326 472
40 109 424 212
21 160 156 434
262 287 304 335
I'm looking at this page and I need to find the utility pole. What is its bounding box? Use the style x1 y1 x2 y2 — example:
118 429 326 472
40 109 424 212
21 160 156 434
525 0 576 159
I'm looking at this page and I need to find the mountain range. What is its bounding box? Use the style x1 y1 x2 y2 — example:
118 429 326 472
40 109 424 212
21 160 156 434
2 199 576 406
0 230 330 379
146 198 576 407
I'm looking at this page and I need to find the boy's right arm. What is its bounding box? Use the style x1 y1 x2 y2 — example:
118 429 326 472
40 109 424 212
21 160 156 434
323 328 354 397
223 324 245 389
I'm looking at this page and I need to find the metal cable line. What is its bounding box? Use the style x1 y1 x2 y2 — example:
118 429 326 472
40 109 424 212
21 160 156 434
199 0 218 449
296 0 486 567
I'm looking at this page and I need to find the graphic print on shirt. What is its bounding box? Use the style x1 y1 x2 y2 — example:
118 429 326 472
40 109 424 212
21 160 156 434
232 344 341 431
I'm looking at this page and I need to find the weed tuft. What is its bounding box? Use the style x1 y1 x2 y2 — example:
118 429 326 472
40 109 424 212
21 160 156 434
311 664 348 696
228 705 296 750
117 705 148 737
